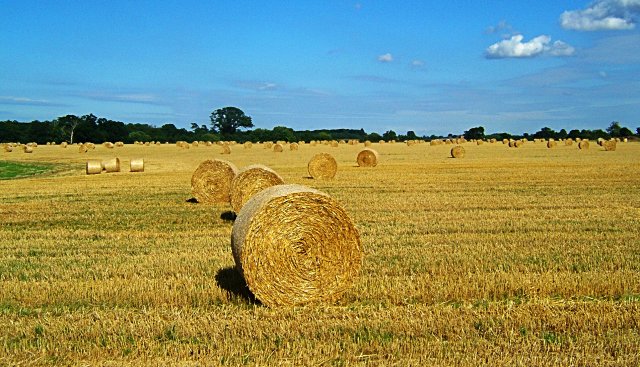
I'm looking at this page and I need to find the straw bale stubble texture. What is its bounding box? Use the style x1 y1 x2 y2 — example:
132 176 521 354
191 159 238 204
356 148 379 167
231 184 363 306
307 153 338 179
230 164 284 213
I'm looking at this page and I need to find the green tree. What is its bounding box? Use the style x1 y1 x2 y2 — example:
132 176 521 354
406 131 418 140
533 127 556 140
210 107 253 135
56 114 83 144
463 126 485 140
606 121 622 137
271 126 296 142
382 130 397 141
367 132 382 141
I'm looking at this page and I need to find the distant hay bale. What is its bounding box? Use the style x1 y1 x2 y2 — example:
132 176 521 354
508 140 515 148
102 158 120 173
129 158 144 172
450 145 465 158
477 140 484 145
330 141 339 147
578 140 590 150
86 160 102 175
230 164 284 213
231 184 363 306
514 140 523 148
115 141 124 147
603 140 617 151
356 148 379 167
78 144 89 153
3 145 12 152
290 142 299 151
191 159 238 204
623 138 628 143
308 153 338 179
547 140 557 148
378 140 385 144
104 142 115 149
243 142 253 149
23 145 33 153
502 139 509 144
221 144 231 154
364 140 372 147
565 139 573 146
273 143 283 152
61 142 68 148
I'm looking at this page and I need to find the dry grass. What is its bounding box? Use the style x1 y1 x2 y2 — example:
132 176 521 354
1 141 639 365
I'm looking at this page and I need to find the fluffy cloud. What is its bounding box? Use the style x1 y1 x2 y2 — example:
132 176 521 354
561 0 640 31
485 34 575 59
377 53 393 62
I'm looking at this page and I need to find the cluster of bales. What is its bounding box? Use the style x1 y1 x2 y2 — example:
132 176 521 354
85 158 144 175
191 157 365 307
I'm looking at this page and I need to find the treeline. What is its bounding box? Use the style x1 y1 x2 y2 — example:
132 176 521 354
1 114 638 144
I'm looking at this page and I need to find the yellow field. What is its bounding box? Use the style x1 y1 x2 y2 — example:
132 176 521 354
1 141 639 366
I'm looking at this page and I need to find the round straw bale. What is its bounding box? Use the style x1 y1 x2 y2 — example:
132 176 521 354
130 158 145 172
78 144 88 153
86 160 102 175
514 140 523 148
289 142 299 151
61 142 68 148
231 184 362 306
23 145 33 153
450 145 465 158
191 159 238 204
264 142 273 149
364 140 372 147
476 140 484 145
603 140 617 151
308 153 337 179
230 164 284 213
243 142 253 149
104 142 115 149
115 141 124 147
547 140 557 148
356 148 379 167
221 144 231 154
3 145 12 152
102 158 120 173
273 143 283 152
565 139 573 146
578 140 590 150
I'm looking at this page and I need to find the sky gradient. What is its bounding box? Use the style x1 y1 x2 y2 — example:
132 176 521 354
1 1 639 136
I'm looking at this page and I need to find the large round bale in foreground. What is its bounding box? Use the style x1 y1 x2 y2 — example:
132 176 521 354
130 158 145 173
86 160 102 175
191 159 238 204
231 184 363 306
230 164 284 213
308 153 337 179
356 148 379 167
450 145 465 158
102 158 120 173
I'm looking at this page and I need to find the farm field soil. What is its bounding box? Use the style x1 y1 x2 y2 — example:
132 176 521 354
1 141 639 366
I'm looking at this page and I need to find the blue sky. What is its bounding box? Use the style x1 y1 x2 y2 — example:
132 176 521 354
1 1 639 136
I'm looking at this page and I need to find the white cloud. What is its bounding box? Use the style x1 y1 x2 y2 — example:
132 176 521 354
561 0 640 31
485 34 575 59
410 59 425 68
377 53 393 62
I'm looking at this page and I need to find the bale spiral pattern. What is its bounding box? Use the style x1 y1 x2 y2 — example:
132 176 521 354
191 159 238 204
230 164 284 213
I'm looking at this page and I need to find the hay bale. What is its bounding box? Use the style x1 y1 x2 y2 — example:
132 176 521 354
115 141 124 147
78 144 88 153
244 142 253 149
514 140 523 148
230 164 284 213
61 142 68 148
130 158 144 172
289 142 299 151
3 145 12 152
476 140 484 145
308 153 337 179
364 140 372 147
104 142 115 149
273 143 283 152
356 148 379 167
191 159 238 204
231 184 362 306
86 160 102 175
547 140 557 148
578 140 590 150
450 145 465 158
221 144 231 154
23 145 33 153
603 140 617 151
102 158 120 173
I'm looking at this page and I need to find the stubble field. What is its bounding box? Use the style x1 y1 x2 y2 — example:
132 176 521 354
1 140 639 366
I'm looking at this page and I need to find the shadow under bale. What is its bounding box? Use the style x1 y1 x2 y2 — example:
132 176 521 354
215 266 259 305
220 211 237 222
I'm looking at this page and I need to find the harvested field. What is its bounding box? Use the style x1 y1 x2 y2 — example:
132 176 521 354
1 141 639 365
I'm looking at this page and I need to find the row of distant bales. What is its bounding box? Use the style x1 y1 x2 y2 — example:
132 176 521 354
1 135 626 154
